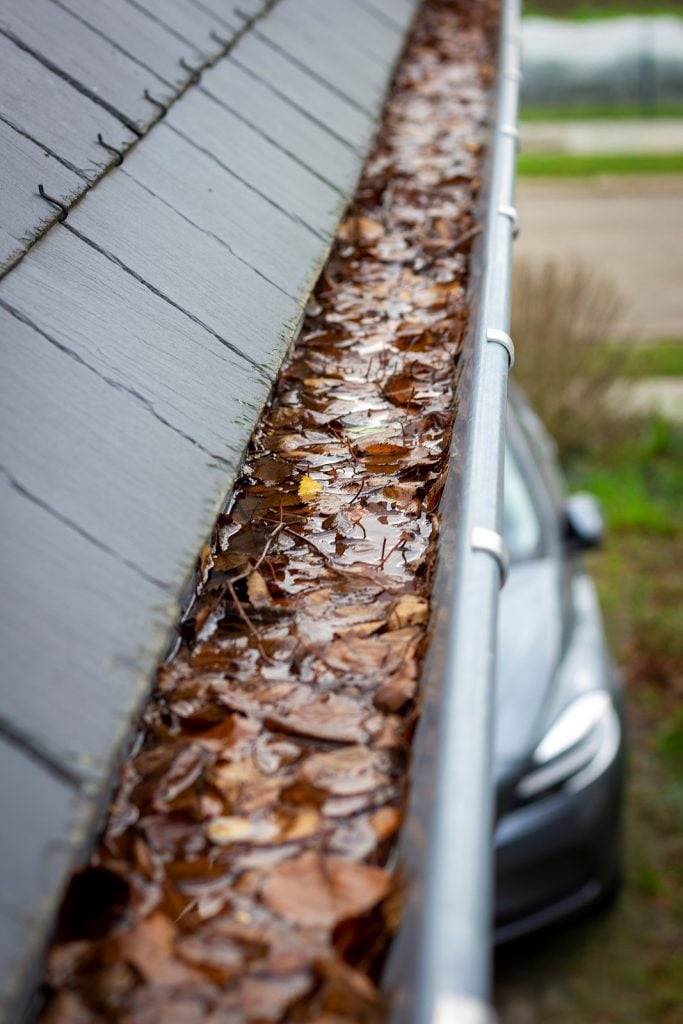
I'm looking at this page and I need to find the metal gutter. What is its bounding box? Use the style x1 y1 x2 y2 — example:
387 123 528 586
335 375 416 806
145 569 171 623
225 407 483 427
383 0 522 1019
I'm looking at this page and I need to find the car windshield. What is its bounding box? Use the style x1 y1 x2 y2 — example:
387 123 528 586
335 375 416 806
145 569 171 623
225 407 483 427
503 444 542 561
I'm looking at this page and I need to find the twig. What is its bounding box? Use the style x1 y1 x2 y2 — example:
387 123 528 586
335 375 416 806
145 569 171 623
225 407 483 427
380 535 407 569
348 481 365 506
225 578 274 663
419 225 483 271
228 521 284 585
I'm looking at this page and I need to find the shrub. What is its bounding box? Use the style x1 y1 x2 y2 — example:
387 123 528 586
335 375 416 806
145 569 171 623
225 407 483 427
511 258 626 456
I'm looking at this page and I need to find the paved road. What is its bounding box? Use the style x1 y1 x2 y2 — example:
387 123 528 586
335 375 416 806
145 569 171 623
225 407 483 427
521 119 683 155
610 377 683 422
516 175 683 341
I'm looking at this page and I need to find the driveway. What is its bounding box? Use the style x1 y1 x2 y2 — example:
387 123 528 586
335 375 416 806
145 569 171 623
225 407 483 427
516 175 683 341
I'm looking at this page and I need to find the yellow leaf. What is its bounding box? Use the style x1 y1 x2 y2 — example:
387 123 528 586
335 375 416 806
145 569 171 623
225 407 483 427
298 475 323 501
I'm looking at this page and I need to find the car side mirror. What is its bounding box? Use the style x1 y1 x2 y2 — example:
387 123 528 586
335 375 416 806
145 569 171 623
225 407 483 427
564 492 604 550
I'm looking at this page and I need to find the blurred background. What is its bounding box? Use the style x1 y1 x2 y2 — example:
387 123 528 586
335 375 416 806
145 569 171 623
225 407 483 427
496 0 683 1019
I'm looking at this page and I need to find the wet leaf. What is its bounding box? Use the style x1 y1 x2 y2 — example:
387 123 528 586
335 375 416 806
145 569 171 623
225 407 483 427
262 851 391 929
299 747 391 796
387 594 429 630
247 570 271 608
206 816 279 846
383 373 418 406
337 216 384 244
265 692 374 744
298 475 324 501
241 972 313 1022
40 993 102 1024
115 914 200 986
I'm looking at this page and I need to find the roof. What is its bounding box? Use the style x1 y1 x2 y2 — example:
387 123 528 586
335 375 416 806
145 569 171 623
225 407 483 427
0 0 419 1017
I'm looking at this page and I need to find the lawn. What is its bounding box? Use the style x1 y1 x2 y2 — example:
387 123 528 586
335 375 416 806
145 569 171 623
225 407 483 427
517 152 683 176
613 341 683 379
523 0 683 18
496 414 683 1023
521 103 683 121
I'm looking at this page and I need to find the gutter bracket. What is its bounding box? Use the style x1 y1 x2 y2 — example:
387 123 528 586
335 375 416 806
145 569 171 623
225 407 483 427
498 203 519 238
500 123 521 151
471 527 510 588
486 327 515 368
431 994 497 1024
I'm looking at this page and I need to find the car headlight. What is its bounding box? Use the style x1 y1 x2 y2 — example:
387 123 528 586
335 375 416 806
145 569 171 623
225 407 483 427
516 691 621 801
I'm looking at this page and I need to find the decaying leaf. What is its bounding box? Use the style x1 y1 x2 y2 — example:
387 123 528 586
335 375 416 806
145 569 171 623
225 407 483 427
115 914 200 986
206 816 279 846
337 215 384 244
247 570 271 608
387 594 429 630
262 851 391 929
241 972 313 1023
299 747 391 796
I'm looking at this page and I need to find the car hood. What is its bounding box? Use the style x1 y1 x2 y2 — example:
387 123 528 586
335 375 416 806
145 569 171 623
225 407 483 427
494 557 564 767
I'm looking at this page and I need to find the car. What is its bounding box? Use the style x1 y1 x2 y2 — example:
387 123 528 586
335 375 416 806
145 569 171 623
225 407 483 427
494 385 626 943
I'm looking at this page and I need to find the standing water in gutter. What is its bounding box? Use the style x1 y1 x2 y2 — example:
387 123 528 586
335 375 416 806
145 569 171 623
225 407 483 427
40 2 497 1020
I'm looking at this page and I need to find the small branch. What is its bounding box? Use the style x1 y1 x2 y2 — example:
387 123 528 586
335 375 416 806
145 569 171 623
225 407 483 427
225 579 274 663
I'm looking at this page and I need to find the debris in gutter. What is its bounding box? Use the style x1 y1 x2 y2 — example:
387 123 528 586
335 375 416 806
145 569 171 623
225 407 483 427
40 1 497 1020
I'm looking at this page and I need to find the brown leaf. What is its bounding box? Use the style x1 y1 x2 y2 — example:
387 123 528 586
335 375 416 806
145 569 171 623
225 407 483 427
152 745 209 810
205 815 279 846
387 594 429 630
45 941 92 989
115 913 200 986
40 992 102 1024
262 851 391 929
374 665 418 711
206 808 321 847
383 372 417 406
242 972 313 1022
247 570 271 608
265 693 373 744
319 957 386 1020
175 932 244 983
198 543 213 584
356 441 406 456
299 747 390 796
371 806 402 841
337 215 384 244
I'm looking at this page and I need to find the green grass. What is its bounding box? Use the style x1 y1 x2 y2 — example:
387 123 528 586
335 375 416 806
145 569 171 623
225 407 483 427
522 102 683 121
614 340 683 378
517 151 683 176
570 417 683 533
524 0 683 19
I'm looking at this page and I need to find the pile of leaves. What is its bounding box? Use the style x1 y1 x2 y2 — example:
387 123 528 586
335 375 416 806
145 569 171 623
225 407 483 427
41 2 496 1021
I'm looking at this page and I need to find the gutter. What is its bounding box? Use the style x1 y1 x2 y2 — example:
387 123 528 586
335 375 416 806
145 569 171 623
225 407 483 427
384 0 522 1019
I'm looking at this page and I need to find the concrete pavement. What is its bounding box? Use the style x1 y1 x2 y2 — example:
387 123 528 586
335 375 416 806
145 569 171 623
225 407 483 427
515 175 683 340
520 118 683 155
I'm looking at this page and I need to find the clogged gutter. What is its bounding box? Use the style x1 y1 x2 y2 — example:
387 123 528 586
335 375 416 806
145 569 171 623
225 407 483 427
41 3 497 1021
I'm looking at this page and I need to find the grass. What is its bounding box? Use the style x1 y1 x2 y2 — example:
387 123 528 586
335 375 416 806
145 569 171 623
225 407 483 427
523 0 683 18
517 152 683 176
496 407 683 1022
614 340 683 379
522 103 683 121
522 102 683 121
570 416 683 534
